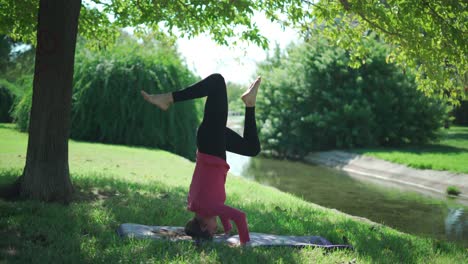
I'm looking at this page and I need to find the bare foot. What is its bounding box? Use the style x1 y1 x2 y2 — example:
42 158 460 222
141 90 173 111
241 76 261 107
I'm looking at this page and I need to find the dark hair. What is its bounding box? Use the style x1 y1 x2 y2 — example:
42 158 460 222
184 217 212 240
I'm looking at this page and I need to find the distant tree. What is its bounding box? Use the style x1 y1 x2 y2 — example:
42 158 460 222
227 82 245 113
0 35 13 74
257 34 449 158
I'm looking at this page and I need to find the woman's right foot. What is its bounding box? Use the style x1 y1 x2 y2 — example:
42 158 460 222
241 76 261 107
141 90 173 111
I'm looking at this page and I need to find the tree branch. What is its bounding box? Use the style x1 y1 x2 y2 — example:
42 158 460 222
300 0 327 12
422 0 467 35
337 0 401 37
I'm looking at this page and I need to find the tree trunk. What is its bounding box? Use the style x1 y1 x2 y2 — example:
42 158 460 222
20 0 82 203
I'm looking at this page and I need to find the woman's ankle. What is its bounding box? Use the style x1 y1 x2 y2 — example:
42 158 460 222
166 93 174 104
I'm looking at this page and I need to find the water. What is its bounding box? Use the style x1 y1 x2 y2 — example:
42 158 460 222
226 152 468 247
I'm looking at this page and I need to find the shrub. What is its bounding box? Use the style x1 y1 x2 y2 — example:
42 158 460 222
447 186 461 196
453 101 468 125
256 35 448 158
226 82 246 114
12 34 201 160
8 75 33 129
11 86 32 131
0 79 16 122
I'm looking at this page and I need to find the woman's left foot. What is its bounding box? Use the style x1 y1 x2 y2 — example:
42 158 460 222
242 76 261 107
141 90 173 111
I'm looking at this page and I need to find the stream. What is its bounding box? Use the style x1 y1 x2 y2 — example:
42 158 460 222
226 151 468 247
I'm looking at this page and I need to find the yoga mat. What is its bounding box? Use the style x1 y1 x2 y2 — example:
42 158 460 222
117 223 353 249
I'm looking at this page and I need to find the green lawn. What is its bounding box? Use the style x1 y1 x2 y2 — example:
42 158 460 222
351 126 468 174
0 123 467 263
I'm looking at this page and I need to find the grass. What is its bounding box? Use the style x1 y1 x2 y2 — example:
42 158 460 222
0 123 467 263
351 126 468 174
447 186 462 196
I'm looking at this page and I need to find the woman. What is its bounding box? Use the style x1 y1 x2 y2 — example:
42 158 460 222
141 73 261 245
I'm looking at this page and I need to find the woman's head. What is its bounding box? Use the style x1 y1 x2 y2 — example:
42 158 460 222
184 215 217 240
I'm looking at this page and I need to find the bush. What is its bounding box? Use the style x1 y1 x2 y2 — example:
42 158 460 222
11 84 32 131
12 34 201 160
447 186 461 196
8 74 33 129
453 101 468 125
256 35 448 158
0 79 16 122
226 82 246 114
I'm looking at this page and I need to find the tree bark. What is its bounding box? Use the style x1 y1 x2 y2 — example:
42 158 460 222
19 0 82 203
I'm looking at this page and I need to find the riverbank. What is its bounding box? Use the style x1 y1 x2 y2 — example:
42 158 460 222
352 126 468 174
228 152 468 246
304 126 468 202
305 150 468 201
1 124 467 263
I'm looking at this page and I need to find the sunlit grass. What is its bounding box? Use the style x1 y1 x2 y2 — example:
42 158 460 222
352 126 468 174
1 124 467 263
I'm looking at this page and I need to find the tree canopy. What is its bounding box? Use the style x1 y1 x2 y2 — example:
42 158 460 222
0 0 465 101
0 0 287 48
306 0 467 103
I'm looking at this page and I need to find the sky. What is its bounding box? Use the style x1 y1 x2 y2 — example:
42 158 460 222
176 13 299 85
81 0 300 85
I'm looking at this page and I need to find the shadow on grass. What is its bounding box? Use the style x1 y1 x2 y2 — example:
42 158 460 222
0 171 301 263
240 201 468 264
444 131 468 142
0 123 15 129
1 170 466 263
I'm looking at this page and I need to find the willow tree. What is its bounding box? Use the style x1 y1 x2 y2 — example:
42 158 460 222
0 0 307 203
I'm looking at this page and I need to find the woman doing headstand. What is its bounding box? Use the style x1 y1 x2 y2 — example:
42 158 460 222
141 73 261 245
